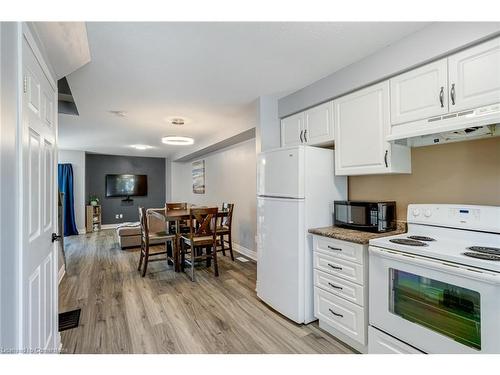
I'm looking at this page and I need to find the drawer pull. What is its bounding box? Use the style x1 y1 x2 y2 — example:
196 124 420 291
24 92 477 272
328 263 343 270
327 246 342 251
329 308 343 318
328 282 343 290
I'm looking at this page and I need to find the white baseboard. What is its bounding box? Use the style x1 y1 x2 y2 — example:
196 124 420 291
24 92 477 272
58 265 66 284
232 242 257 261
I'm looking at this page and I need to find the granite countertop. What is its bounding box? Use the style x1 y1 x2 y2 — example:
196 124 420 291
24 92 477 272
308 222 407 245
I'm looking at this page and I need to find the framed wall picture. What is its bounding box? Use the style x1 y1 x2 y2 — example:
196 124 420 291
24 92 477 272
192 160 205 194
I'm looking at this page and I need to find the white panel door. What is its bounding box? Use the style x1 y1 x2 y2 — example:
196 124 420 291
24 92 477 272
281 112 304 147
390 59 448 125
256 197 305 323
334 81 392 175
304 101 334 145
448 37 500 112
21 34 58 353
257 146 304 198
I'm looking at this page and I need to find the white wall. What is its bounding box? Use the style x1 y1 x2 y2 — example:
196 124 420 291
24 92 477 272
58 149 86 232
171 139 257 259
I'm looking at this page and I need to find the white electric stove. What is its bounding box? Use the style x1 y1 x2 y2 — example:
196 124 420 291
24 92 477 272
368 204 500 354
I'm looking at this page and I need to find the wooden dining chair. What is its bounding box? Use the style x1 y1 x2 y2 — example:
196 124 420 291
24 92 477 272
137 207 176 277
217 203 234 261
165 202 190 233
180 207 219 281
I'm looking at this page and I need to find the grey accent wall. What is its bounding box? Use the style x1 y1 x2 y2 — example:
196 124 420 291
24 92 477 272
279 22 500 118
85 153 166 224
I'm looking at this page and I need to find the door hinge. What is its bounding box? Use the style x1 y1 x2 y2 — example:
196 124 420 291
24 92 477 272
23 76 28 94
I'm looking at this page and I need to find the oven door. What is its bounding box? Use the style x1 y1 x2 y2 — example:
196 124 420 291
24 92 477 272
369 246 500 354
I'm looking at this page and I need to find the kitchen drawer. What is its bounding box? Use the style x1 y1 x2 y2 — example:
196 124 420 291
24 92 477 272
314 236 365 265
314 288 366 345
314 269 365 306
313 250 365 285
368 327 424 354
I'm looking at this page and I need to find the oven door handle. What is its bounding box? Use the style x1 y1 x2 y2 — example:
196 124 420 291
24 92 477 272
369 246 500 285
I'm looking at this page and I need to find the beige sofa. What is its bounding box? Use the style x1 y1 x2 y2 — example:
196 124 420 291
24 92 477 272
116 208 166 249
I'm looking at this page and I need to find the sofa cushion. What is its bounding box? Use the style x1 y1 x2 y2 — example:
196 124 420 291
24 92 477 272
116 222 141 236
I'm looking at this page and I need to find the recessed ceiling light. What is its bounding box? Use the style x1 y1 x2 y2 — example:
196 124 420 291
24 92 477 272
171 118 185 126
109 110 127 117
161 136 194 146
131 144 153 150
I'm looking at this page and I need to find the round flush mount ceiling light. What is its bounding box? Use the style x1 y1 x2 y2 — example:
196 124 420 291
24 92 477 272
131 144 153 150
161 136 194 146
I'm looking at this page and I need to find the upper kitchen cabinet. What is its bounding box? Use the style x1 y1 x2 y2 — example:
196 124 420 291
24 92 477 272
448 37 500 112
304 101 334 146
390 59 448 125
281 101 334 147
334 81 411 176
281 111 304 147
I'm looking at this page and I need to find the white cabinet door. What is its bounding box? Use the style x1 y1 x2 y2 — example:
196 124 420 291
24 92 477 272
304 101 334 145
448 37 500 112
281 112 304 147
334 81 394 175
390 59 448 125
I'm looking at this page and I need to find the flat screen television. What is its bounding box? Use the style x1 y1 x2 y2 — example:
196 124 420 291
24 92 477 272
105 174 147 197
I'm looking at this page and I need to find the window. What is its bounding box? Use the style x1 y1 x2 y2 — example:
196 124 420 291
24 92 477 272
389 269 481 350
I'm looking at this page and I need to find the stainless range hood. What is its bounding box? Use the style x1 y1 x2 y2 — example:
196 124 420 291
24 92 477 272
388 103 500 147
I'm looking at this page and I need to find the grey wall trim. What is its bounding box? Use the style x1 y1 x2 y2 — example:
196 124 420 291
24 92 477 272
174 128 256 162
279 22 500 118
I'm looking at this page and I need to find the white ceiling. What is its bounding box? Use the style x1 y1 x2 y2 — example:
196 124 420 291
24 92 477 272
59 22 430 159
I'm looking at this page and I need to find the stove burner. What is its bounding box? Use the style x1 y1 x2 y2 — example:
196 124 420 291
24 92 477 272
408 236 436 242
389 238 429 247
463 252 500 261
467 246 500 255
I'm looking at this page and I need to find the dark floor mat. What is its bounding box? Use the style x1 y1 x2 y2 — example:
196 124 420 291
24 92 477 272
58 308 81 332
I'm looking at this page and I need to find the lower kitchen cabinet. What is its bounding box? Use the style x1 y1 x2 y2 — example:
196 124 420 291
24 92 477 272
312 235 368 353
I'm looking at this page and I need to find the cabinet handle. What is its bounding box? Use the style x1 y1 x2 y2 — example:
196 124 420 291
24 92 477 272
329 309 344 318
328 282 343 290
327 245 342 251
384 150 388 168
439 86 444 108
328 263 342 270
299 130 304 143
450 83 456 105
303 129 308 143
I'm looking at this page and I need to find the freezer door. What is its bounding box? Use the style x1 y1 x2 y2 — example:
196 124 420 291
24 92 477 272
256 197 305 323
257 146 304 199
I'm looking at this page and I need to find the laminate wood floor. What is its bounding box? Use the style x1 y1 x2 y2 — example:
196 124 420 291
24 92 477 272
59 230 355 354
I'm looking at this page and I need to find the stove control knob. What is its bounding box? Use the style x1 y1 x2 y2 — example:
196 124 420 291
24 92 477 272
424 209 432 218
412 208 420 217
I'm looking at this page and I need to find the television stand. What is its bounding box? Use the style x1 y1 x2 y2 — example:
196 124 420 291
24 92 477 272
122 196 134 202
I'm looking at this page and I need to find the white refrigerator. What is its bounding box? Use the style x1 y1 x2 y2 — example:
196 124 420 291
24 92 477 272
256 145 347 324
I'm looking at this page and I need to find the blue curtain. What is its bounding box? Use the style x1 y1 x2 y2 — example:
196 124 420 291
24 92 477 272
58 163 79 236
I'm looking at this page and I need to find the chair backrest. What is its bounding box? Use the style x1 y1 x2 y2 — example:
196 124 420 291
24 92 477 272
166 202 188 211
188 207 218 240
221 203 234 227
138 206 149 242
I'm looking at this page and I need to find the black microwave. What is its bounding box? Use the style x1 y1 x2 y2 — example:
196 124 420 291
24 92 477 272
334 201 396 233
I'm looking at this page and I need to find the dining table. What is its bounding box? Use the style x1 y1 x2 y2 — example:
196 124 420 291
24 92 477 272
149 205 229 272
